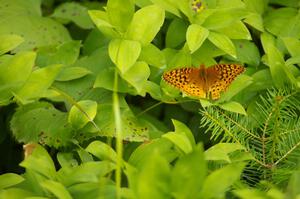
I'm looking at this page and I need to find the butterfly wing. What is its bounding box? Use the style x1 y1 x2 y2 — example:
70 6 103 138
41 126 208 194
207 64 245 99
163 67 207 98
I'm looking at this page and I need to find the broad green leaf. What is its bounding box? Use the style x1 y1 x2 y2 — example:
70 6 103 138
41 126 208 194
20 145 56 179
218 75 253 102
52 2 94 29
85 141 117 162
139 44 165 68
42 180 72 199
172 119 196 148
36 41 81 67
88 10 120 38
94 67 134 93
282 37 300 56
151 0 180 17
68 100 98 129
208 31 236 58
92 104 150 141
168 49 192 68
0 34 24 55
219 101 247 115
135 151 171 199
171 146 207 198
205 143 245 162
261 33 295 87
249 69 273 91
243 13 264 31
200 162 246 198
216 21 251 40
166 18 188 48
0 188 34 199
163 132 193 154
57 161 116 187
122 61 150 93
231 40 260 67
10 102 74 148
264 8 299 37
0 51 36 85
175 0 193 22
0 173 24 189
0 0 71 52
16 64 62 102
57 153 78 168
83 29 110 55
107 0 134 31
186 24 209 53
0 52 36 104
109 39 141 73
126 5 165 45
286 56 300 66
128 139 177 169
56 67 91 81
286 171 300 199
244 0 266 14
203 9 247 30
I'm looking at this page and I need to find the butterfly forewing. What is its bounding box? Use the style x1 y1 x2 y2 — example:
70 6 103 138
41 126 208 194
162 64 245 100
163 67 207 98
208 64 245 99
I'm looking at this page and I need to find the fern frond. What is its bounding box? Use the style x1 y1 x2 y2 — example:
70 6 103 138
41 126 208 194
200 88 300 186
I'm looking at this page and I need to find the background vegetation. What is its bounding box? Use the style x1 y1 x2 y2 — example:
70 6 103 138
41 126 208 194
0 0 300 198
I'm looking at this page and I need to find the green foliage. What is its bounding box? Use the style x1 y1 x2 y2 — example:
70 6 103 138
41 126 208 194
1 0 300 198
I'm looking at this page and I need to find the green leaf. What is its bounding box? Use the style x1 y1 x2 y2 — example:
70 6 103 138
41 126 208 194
128 139 176 169
203 9 247 30
16 64 62 102
56 67 91 81
108 39 141 73
200 162 246 198
286 171 300 199
186 24 209 53
85 141 117 162
0 173 24 189
107 0 134 31
52 2 94 29
68 100 98 129
0 34 24 55
249 69 273 91
122 61 150 93
0 51 36 85
10 102 74 148
173 119 196 147
88 10 120 38
171 145 207 198
282 37 300 57
57 161 116 187
125 5 165 45
0 0 71 52
0 52 36 104
166 18 188 48
151 0 180 17
216 21 251 40
135 150 171 199
36 41 81 67
20 145 56 179
205 143 245 162
244 0 266 14
231 40 260 67
139 43 166 68
218 75 252 102
261 33 295 87
42 180 72 199
208 31 236 58
219 101 247 115
243 13 264 31
0 188 34 199
163 132 193 154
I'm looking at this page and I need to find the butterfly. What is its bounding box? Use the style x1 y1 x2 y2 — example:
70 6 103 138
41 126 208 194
162 64 245 100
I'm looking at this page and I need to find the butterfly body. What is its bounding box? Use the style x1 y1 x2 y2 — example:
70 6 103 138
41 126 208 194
163 64 244 100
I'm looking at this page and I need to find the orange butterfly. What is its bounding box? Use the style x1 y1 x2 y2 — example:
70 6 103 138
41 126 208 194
162 64 245 100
